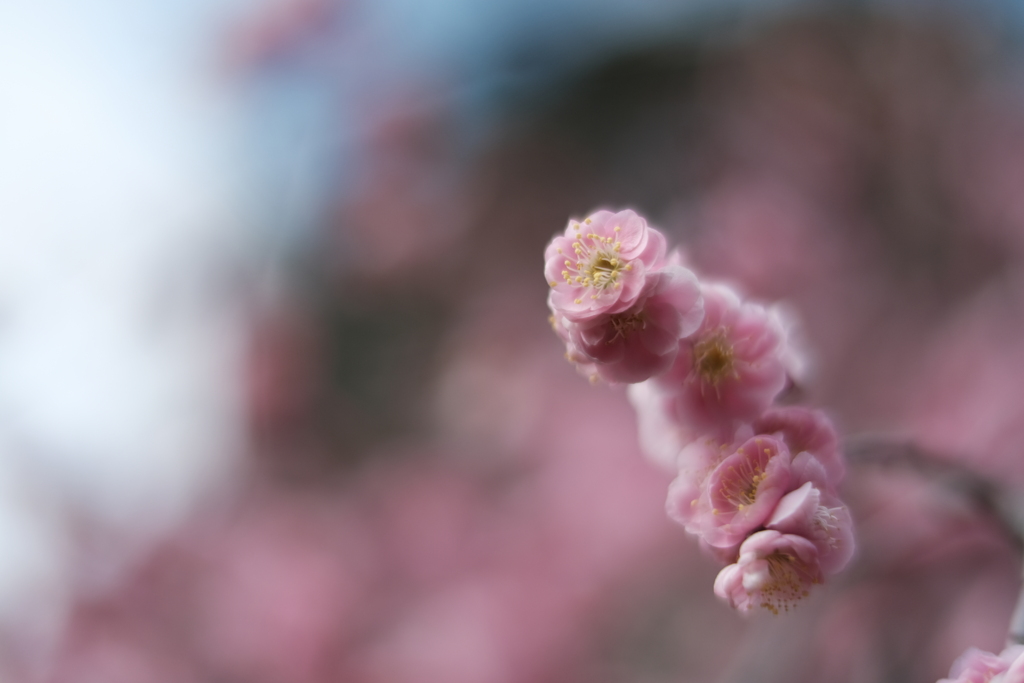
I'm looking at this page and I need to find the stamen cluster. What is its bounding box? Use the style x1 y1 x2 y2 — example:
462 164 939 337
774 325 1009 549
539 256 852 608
544 209 854 614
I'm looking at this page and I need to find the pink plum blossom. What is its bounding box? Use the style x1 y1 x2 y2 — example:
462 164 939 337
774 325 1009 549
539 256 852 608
753 406 845 489
937 645 1024 683
713 530 823 614
561 266 704 383
766 481 854 574
670 435 793 548
544 209 666 322
1006 647 1024 683
652 283 789 438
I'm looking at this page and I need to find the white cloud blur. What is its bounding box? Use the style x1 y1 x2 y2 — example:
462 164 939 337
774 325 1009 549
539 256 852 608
0 0 256 657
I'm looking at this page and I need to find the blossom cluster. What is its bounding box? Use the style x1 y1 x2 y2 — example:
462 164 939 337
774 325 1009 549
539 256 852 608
545 209 854 614
938 646 1024 683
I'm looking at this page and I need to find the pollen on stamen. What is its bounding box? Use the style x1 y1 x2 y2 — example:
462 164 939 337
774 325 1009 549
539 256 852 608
574 298 583 304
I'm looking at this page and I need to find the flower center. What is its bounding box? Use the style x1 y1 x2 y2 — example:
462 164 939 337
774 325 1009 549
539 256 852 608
712 441 776 513
586 254 624 289
609 311 647 340
759 551 813 615
721 463 766 510
813 505 842 550
693 330 736 386
558 223 633 300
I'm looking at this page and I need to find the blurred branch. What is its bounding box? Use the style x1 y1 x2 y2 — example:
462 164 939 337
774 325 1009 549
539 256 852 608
843 434 1024 644
843 434 1024 549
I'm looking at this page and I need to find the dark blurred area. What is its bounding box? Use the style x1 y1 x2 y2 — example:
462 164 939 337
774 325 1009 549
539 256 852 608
6 1 1024 682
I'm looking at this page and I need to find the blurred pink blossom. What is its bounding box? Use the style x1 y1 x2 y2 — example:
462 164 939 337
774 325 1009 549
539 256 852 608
905 279 1024 486
192 498 373 683
627 379 694 470
694 178 844 299
651 283 788 439
937 645 1024 683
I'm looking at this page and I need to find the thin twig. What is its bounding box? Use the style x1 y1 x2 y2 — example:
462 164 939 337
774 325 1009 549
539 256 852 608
843 434 1024 549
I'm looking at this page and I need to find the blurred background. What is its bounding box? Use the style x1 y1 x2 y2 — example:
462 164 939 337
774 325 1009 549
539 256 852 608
4 0 1024 681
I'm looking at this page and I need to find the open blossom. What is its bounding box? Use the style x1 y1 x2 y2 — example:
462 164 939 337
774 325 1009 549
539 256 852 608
713 530 822 614
652 283 788 438
545 209 666 322
701 436 791 546
560 266 703 383
938 646 1024 683
766 481 854 574
677 435 793 547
